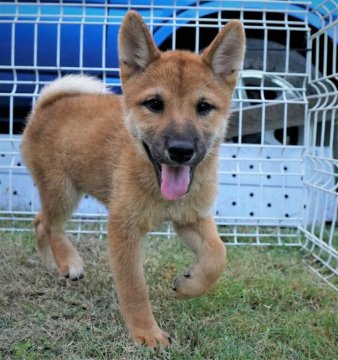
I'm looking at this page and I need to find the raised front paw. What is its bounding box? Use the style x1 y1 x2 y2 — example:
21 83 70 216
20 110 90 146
172 268 210 300
130 326 171 347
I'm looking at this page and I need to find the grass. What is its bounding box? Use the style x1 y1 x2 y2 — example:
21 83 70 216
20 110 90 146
0 231 337 359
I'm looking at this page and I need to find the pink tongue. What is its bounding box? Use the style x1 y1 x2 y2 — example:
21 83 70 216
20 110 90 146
160 164 190 200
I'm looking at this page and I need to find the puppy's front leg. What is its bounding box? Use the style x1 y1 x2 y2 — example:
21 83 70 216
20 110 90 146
173 216 226 300
108 215 170 347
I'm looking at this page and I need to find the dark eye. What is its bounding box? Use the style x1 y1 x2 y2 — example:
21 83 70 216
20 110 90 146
142 98 164 113
197 101 214 116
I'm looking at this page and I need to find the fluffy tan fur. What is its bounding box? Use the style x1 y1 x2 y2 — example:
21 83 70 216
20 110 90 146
21 11 245 347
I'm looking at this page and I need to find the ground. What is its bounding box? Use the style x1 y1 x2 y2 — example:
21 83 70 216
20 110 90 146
0 231 337 359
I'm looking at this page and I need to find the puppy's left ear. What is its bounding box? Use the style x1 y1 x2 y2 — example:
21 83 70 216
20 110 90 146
201 20 245 85
119 11 161 82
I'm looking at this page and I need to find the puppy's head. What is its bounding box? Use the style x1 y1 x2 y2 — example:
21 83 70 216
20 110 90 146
119 11 245 201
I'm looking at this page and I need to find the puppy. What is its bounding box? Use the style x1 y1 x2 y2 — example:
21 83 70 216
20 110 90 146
21 11 245 347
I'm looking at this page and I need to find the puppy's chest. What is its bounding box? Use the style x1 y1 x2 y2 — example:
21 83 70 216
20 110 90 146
149 196 211 227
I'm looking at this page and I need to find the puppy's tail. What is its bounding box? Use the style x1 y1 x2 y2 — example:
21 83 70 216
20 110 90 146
34 74 108 110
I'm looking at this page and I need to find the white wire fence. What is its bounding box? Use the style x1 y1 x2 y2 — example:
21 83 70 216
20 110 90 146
0 0 337 290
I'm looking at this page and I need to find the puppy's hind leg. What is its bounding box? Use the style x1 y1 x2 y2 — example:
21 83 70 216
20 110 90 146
34 211 58 271
34 177 84 280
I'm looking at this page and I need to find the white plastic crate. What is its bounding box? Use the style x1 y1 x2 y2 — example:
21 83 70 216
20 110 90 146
0 0 337 290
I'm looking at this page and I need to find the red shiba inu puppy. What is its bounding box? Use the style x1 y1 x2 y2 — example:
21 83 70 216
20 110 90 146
21 11 245 347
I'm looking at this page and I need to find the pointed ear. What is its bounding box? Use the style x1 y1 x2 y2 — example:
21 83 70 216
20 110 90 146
119 11 161 81
201 20 245 84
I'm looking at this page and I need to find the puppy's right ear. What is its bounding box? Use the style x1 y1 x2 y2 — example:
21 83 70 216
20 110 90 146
119 11 161 82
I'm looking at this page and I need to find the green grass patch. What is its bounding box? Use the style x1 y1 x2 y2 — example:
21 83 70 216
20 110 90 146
0 232 337 359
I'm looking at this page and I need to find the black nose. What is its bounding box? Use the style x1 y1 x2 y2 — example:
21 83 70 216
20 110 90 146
167 140 195 164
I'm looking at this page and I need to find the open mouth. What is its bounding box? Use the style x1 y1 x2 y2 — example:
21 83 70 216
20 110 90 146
142 141 194 201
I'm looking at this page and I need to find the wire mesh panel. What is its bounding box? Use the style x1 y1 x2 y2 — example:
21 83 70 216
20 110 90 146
0 1 337 285
300 0 338 290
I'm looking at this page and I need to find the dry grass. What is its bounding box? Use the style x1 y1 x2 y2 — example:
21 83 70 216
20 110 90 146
0 231 337 359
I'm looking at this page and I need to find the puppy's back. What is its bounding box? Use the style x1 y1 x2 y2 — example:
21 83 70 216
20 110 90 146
21 76 126 204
